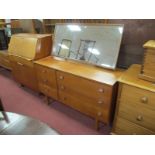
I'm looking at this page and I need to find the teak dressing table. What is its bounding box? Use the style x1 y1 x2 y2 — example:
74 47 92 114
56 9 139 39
34 56 123 129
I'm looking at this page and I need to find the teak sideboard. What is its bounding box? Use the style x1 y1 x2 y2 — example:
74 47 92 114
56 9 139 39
34 56 123 128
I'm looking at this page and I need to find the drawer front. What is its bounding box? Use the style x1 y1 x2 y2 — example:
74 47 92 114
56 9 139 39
38 83 58 100
56 71 112 101
11 60 38 91
58 85 111 109
58 91 110 123
35 65 57 88
0 56 11 69
9 55 33 67
118 98 155 132
114 117 155 135
120 84 155 110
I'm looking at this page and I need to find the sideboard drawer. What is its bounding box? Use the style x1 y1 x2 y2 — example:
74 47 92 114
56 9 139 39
114 117 155 135
56 71 112 101
35 64 57 88
38 83 58 100
58 91 110 123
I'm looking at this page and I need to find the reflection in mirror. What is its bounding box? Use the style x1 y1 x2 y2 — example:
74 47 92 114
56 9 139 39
52 24 124 69
58 39 72 57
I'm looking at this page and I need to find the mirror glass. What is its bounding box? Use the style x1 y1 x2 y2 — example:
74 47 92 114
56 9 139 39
52 24 124 69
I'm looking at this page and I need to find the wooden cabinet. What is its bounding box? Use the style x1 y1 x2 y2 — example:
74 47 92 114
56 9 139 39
112 64 155 135
34 56 122 128
8 34 52 91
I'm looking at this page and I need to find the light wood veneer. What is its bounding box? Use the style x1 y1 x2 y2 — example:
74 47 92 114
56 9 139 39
112 64 155 135
8 34 52 91
34 56 123 128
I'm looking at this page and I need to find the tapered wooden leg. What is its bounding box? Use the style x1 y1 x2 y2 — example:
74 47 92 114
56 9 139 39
44 96 50 105
20 84 24 87
95 118 99 130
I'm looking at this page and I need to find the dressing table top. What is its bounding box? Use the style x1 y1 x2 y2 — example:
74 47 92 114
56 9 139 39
34 56 123 86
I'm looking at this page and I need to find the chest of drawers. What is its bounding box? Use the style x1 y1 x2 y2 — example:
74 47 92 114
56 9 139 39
112 64 155 135
34 56 122 129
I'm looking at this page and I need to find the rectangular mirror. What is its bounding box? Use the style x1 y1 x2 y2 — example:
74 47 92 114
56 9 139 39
52 23 124 69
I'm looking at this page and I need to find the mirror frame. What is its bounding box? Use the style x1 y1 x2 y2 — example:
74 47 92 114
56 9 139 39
52 23 124 70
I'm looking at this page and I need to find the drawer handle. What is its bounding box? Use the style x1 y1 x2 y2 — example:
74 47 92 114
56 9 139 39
98 88 104 93
3 59 10 63
60 85 65 90
63 97 67 100
141 96 148 104
98 100 104 105
136 115 143 121
59 76 64 80
17 62 24 66
97 112 102 117
43 79 48 83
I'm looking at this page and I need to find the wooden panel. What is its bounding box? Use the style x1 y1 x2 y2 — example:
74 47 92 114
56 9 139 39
58 91 109 123
56 71 112 101
119 64 155 93
8 34 52 60
10 60 38 91
109 19 155 68
114 117 155 135
38 83 57 100
120 84 155 110
9 35 37 59
139 41 155 82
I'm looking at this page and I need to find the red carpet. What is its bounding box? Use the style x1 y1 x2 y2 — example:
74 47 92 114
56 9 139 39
0 67 111 135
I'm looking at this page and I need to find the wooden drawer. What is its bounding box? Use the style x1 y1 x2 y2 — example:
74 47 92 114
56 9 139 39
0 51 11 69
58 85 111 109
58 91 110 123
35 64 57 88
9 55 33 67
113 117 155 135
56 71 112 101
120 84 155 110
118 98 155 132
0 56 11 69
38 83 58 100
